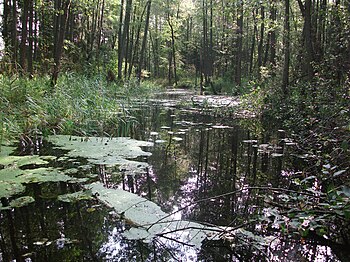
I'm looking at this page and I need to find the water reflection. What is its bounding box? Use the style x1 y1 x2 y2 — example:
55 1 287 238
0 94 342 261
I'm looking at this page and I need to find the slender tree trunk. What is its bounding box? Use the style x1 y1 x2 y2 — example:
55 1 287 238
117 0 125 79
137 0 152 83
11 0 18 70
269 0 277 67
28 0 34 76
282 0 290 94
20 0 30 74
258 5 265 78
51 0 71 86
167 16 177 85
235 0 243 87
97 0 105 50
128 2 148 79
2 0 10 49
304 0 315 80
250 9 257 74
118 0 132 80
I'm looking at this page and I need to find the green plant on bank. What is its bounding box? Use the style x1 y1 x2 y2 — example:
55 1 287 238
0 73 164 141
256 75 350 254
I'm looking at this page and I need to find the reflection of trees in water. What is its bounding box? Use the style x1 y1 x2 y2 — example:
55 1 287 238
0 183 110 261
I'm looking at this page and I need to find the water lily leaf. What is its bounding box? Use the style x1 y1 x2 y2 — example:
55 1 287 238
57 190 93 203
19 167 76 184
0 155 52 168
0 181 26 198
0 165 80 198
10 196 35 208
0 202 11 211
87 182 225 248
48 135 152 167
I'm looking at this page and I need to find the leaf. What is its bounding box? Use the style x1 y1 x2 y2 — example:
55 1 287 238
57 190 93 203
87 182 224 248
49 135 152 171
10 196 35 208
0 181 26 198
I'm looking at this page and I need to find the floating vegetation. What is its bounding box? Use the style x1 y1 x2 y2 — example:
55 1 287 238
87 182 222 248
57 190 93 203
49 135 152 166
10 196 35 208
0 146 81 199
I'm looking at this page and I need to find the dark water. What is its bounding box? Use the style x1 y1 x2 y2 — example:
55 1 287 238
0 91 341 261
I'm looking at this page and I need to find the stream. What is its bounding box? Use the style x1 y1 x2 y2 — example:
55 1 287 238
0 89 341 261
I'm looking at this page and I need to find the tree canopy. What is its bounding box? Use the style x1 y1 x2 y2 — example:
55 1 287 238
0 0 348 91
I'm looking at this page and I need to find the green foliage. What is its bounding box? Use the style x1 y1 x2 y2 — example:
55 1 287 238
0 73 164 140
259 73 350 246
57 190 94 203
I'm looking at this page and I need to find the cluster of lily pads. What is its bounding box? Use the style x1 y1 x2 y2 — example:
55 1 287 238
0 135 273 250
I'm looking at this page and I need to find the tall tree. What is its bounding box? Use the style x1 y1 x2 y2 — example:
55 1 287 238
51 0 72 86
235 0 243 86
118 0 132 80
298 0 315 80
282 0 290 94
137 0 152 82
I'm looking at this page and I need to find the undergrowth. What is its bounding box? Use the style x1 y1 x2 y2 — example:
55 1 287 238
0 73 164 143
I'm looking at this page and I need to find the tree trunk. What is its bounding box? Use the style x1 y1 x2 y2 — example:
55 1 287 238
2 0 10 50
269 0 277 67
297 0 315 80
282 0 290 94
129 2 148 79
167 15 177 86
11 0 18 70
28 0 34 76
51 0 71 86
137 0 152 83
304 0 315 80
235 0 243 87
117 0 125 79
20 0 30 74
118 0 132 80
258 5 265 78
250 9 257 74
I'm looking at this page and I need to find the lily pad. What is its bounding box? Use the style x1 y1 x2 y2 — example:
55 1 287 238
58 190 93 203
0 166 81 198
0 181 26 198
10 196 35 208
87 182 222 248
0 155 53 168
49 135 152 167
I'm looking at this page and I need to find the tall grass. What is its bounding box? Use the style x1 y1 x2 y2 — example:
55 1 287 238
0 73 163 142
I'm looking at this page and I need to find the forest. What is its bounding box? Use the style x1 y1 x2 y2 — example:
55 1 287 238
0 0 349 261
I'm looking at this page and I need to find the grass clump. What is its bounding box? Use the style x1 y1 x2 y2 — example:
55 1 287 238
0 73 163 143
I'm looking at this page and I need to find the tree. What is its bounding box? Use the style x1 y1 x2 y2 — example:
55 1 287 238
235 0 243 87
282 0 290 94
51 0 72 86
137 0 152 82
